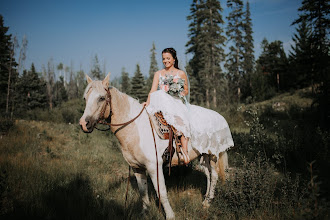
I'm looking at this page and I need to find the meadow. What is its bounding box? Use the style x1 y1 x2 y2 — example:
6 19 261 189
0 88 329 219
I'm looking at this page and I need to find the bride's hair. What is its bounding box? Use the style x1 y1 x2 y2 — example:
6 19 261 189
162 48 179 69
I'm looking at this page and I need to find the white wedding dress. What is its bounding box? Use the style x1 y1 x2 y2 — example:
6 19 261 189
146 73 234 158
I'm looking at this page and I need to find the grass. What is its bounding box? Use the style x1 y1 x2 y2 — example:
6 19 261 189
0 120 134 219
0 120 213 219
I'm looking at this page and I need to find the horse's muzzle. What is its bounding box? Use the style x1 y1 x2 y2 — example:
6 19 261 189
79 116 95 133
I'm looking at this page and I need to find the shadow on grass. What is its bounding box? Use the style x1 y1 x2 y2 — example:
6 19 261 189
3 174 127 220
164 165 207 195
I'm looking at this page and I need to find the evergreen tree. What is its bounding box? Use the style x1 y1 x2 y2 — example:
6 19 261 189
53 76 68 106
16 63 47 114
186 0 204 105
131 63 147 102
67 62 78 100
225 0 245 103
43 59 55 110
90 54 102 80
288 19 313 88
0 15 18 116
26 63 47 109
257 39 288 93
76 69 86 98
120 67 131 94
241 1 255 99
292 0 330 128
185 62 202 105
186 0 226 107
57 62 64 81
251 39 275 101
146 42 158 92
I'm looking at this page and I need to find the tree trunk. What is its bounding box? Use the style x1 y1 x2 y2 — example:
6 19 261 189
6 44 15 116
213 88 217 108
206 88 210 108
277 73 280 92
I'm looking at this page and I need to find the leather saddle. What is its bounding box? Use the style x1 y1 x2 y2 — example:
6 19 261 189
149 112 183 167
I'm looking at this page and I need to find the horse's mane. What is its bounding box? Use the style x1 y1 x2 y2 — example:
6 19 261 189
83 81 142 106
110 87 142 106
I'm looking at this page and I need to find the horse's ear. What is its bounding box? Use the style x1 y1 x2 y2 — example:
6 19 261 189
86 75 93 84
102 72 111 87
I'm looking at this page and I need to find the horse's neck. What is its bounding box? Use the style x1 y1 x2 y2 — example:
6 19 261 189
110 88 142 130
110 88 151 168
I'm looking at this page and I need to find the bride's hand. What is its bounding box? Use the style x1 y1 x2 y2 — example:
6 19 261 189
142 101 149 107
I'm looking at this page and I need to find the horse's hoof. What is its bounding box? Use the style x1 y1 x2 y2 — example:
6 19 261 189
202 200 210 209
166 212 175 220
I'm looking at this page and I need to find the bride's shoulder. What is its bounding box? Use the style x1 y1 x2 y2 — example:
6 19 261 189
155 70 163 77
177 70 186 78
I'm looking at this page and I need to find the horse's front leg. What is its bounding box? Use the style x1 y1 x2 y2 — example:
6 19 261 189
132 167 150 214
148 163 175 220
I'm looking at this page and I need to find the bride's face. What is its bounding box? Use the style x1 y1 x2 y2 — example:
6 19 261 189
162 52 175 68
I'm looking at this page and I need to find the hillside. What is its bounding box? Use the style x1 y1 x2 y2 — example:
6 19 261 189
0 88 329 219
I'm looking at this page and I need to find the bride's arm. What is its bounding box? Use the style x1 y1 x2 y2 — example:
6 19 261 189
143 71 160 106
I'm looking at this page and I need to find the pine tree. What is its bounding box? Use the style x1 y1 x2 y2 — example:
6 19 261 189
251 39 275 101
241 1 255 99
146 42 158 92
185 62 202 105
67 61 78 100
131 64 147 102
76 69 86 98
53 76 68 106
225 0 245 103
27 63 47 109
292 0 329 128
43 59 55 110
90 54 102 80
120 67 131 94
186 0 204 105
257 39 288 93
57 63 64 81
16 63 47 114
186 0 226 108
289 19 313 88
0 15 18 116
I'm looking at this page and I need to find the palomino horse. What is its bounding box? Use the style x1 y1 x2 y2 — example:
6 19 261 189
79 73 229 220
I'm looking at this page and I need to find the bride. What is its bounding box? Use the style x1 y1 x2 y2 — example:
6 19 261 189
143 48 234 164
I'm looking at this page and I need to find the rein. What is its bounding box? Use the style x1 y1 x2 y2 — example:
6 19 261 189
97 88 145 135
96 87 161 211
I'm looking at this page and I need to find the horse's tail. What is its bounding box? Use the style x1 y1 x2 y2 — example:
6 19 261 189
216 151 228 183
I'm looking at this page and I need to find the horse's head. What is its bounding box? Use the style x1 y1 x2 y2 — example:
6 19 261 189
79 73 111 133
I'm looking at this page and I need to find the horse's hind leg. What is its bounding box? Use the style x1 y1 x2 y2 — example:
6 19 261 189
204 152 229 207
133 168 150 214
198 154 215 208
199 155 211 200
208 158 219 200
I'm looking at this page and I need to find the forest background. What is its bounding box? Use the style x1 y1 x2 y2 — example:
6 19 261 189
0 0 329 219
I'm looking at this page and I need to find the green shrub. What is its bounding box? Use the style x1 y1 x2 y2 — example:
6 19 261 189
210 155 304 219
0 118 14 133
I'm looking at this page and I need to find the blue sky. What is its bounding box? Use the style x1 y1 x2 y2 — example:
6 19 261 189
0 0 302 80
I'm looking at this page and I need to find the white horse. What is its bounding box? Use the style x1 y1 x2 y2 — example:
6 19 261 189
79 73 229 220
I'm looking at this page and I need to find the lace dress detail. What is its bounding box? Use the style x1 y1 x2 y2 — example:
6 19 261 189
146 73 234 158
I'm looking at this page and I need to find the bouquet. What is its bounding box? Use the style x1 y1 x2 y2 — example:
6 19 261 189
160 74 185 99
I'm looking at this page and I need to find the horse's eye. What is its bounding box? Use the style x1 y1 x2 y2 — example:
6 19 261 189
99 96 105 102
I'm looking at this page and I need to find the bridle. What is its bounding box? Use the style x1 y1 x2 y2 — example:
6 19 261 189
97 87 145 135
